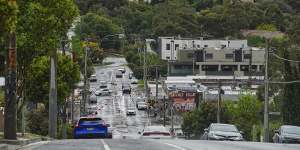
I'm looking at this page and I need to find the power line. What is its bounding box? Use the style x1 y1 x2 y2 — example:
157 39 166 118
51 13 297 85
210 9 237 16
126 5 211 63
271 53 300 63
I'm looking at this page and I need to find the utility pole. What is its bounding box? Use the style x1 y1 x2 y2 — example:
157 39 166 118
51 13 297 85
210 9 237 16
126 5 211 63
155 66 158 101
82 46 88 115
171 99 174 138
49 47 58 138
71 91 74 123
163 96 166 126
143 43 148 98
192 57 195 75
217 80 222 123
167 62 170 76
263 39 270 142
4 32 17 139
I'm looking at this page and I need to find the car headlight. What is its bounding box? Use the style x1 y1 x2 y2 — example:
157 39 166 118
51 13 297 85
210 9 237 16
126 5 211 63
233 135 243 140
209 133 222 139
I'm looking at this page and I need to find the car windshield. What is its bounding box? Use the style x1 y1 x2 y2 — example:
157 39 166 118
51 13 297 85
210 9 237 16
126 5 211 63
211 124 238 132
282 126 300 135
79 118 103 126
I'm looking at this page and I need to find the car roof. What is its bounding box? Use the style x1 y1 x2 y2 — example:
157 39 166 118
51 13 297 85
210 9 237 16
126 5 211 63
281 125 300 129
145 126 168 132
79 116 102 120
211 123 236 126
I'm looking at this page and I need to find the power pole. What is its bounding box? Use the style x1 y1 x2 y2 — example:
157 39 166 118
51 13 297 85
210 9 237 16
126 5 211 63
143 43 148 98
192 57 195 75
163 96 166 126
82 46 88 115
4 32 17 140
171 98 174 137
217 80 222 123
155 66 158 101
263 39 270 142
49 47 58 138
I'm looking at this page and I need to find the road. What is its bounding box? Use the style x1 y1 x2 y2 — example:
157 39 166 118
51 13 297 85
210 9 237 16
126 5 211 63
88 57 150 139
22 139 300 150
20 57 300 150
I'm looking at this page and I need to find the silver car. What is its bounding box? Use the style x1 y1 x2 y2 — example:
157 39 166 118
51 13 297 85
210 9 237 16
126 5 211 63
202 123 244 141
273 125 300 143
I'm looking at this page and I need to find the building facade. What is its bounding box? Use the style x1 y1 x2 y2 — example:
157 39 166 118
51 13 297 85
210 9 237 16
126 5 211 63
158 36 264 77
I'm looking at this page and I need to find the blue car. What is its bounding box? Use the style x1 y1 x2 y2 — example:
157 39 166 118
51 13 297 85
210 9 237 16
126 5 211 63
73 117 111 139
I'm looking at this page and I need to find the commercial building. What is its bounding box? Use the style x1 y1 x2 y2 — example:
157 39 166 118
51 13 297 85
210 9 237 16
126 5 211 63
158 36 265 78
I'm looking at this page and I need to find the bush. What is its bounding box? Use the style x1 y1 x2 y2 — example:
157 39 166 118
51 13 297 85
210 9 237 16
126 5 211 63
26 107 48 136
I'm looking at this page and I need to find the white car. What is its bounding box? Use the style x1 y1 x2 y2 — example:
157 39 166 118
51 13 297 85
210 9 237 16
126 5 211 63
118 68 126 74
131 78 138 84
139 126 172 139
95 88 111 96
137 101 148 110
126 107 136 115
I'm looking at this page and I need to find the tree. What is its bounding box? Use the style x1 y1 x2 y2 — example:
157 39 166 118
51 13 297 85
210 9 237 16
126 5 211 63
26 55 80 107
225 95 262 140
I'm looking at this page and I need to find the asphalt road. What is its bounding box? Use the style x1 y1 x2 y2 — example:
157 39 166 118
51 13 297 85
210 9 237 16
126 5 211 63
20 57 300 150
22 139 300 150
88 57 149 139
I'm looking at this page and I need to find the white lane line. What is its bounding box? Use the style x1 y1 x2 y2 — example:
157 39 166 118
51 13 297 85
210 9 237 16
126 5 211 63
18 141 50 150
101 139 111 150
163 142 187 150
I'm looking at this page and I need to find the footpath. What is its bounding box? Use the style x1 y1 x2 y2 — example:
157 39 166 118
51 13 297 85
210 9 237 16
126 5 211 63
0 133 48 150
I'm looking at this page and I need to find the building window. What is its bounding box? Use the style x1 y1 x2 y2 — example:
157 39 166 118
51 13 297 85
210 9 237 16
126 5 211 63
202 65 218 71
187 53 194 58
166 56 170 59
175 44 179 50
205 53 213 59
221 65 238 71
166 44 170 50
174 65 182 69
240 65 249 71
244 54 251 59
225 54 234 59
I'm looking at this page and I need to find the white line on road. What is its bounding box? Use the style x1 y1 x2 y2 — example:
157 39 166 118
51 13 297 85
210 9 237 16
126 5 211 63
163 142 187 150
101 139 111 150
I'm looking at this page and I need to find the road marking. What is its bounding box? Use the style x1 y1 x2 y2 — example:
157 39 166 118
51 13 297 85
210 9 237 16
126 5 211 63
163 142 187 150
101 139 111 150
18 141 50 150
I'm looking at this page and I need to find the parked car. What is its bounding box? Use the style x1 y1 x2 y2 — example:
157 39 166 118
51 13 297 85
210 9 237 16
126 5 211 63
202 123 244 141
129 72 133 79
139 125 172 139
173 126 184 138
273 125 300 143
73 117 111 139
89 95 97 104
136 101 148 110
131 78 138 84
126 107 136 115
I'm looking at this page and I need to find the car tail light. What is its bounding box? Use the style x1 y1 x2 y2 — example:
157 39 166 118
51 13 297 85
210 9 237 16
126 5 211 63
142 132 151 136
162 132 171 136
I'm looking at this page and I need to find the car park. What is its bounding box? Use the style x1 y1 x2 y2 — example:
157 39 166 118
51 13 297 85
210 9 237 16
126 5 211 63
202 123 244 141
273 125 300 143
139 126 172 139
73 117 111 139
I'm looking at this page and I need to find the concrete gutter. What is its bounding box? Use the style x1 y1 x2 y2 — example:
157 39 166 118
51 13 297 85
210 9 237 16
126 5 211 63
0 137 42 146
0 144 7 150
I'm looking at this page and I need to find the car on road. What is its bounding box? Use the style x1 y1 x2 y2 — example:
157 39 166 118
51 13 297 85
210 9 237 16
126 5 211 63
118 68 126 74
73 117 111 139
122 84 131 94
202 123 244 141
139 125 172 139
116 71 123 78
126 107 136 115
136 101 148 110
273 125 300 143
95 88 112 96
131 78 138 84
89 95 97 104
89 74 97 82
